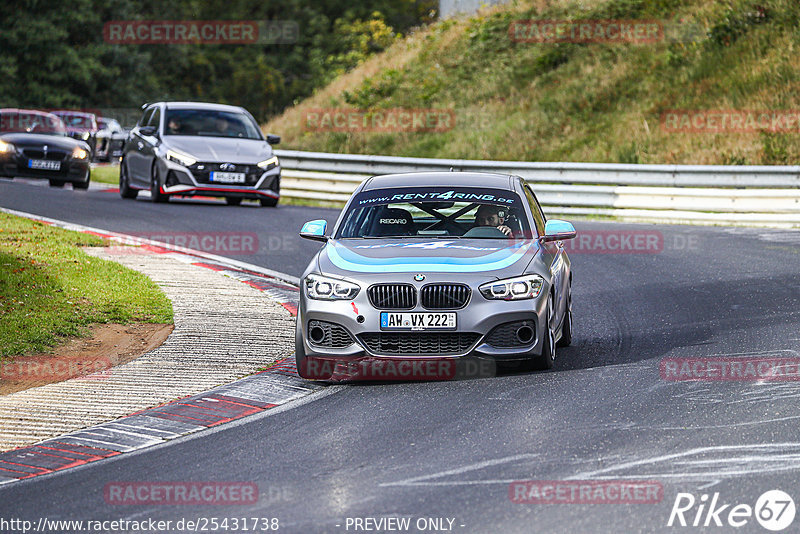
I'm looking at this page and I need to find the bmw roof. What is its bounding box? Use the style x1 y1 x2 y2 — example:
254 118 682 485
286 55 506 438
362 172 516 191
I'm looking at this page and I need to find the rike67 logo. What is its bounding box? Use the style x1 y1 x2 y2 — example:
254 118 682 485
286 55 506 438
668 490 796 531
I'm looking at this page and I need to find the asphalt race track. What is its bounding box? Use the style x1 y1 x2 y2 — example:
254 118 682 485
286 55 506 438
0 179 338 278
2 178 800 532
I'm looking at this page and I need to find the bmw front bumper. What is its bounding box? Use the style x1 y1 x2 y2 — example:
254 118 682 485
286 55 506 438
0 153 90 184
297 275 550 363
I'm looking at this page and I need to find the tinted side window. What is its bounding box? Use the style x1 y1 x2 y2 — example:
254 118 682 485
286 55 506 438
148 107 161 129
139 107 154 127
524 185 546 236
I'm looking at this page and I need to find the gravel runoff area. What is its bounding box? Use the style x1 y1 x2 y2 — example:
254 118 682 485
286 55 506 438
0 247 295 451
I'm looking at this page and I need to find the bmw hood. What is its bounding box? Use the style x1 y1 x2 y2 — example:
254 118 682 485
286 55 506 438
318 239 541 279
164 137 272 164
0 133 82 150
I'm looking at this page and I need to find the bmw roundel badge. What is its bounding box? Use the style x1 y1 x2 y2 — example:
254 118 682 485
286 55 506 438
414 274 425 282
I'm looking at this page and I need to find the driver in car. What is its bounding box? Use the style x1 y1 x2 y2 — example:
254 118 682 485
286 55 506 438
474 204 513 237
214 116 232 136
167 117 182 135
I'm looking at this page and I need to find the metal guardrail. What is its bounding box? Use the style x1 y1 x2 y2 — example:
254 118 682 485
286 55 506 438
275 150 800 227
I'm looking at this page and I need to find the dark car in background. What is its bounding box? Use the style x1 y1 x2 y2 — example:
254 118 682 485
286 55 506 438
51 110 99 159
0 109 91 188
119 102 281 206
95 117 127 162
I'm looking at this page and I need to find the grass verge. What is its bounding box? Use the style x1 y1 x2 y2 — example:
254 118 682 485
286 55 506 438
0 212 173 359
266 0 800 165
91 165 119 185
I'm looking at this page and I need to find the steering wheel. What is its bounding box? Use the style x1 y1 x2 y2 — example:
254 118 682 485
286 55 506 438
462 226 509 239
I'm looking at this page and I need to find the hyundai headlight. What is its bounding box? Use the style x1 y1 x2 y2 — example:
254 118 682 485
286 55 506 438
479 274 544 300
257 156 279 170
166 149 197 167
0 140 14 154
305 274 360 300
72 146 89 160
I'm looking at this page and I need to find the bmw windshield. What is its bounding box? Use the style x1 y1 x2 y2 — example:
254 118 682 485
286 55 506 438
336 187 533 239
164 109 263 139
0 111 67 136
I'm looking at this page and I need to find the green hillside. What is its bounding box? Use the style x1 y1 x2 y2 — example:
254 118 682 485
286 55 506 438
266 0 800 165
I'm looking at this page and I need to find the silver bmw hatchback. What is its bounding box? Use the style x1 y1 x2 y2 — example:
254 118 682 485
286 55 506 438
296 172 577 380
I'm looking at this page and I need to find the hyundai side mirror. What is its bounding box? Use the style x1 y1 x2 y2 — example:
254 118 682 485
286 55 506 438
266 134 281 145
139 126 157 137
300 220 329 242
541 220 577 242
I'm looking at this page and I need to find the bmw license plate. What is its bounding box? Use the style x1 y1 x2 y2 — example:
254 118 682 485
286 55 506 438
28 159 60 171
210 171 246 184
380 312 456 331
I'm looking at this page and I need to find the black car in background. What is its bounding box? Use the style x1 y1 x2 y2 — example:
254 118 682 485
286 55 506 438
96 117 127 162
119 102 281 206
51 110 99 159
0 109 91 188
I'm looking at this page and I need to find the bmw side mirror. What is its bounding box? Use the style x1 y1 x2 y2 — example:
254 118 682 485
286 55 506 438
542 220 577 242
300 220 329 242
266 134 281 145
139 126 157 137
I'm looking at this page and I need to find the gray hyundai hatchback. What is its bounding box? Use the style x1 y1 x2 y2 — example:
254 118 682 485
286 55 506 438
119 102 281 206
296 172 577 380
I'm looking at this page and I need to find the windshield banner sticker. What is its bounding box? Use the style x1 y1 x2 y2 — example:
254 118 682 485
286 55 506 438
358 189 517 206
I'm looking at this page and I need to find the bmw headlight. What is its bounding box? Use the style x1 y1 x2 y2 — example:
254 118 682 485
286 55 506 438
305 274 360 300
72 146 89 160
0 140 15 154
257 156 279 170
80 132 91 140
479 274 544 300
166 149 197 167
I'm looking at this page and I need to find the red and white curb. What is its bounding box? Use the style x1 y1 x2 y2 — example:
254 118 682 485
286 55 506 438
0 208 308 486
0 358 315 485
191 262 298 316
